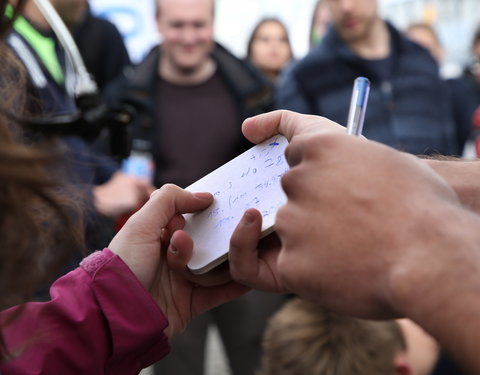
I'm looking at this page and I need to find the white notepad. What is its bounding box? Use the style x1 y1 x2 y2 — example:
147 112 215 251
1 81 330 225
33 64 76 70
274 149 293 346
184 135 289 274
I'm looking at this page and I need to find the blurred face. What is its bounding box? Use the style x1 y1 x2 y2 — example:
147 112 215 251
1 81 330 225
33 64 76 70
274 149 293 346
156 0 214 73
326 0 379 44
250 21 292 73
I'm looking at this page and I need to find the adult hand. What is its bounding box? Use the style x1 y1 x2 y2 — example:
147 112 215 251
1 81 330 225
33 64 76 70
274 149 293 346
93 171 155 217
228 208 287 293
425 158 480 214
225 110 343 292
233 110 474 320
234 110 480 374
275 132 463 318
108 184 248 337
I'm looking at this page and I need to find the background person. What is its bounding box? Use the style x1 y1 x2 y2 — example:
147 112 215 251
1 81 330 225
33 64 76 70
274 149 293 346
405 22 444 64
53 0 131 92
448 26 480 158
403 22 473 156
277 0 460 156
5 0 152 249
246 17 293 84
309 0 331 48
105 0 285 374
258 297 411 375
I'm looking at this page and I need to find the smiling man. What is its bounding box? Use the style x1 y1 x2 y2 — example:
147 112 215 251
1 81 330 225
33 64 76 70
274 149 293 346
104 0 280 374
277 0 461 156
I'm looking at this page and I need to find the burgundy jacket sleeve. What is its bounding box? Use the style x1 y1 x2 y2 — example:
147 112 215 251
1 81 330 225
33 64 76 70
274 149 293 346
0 249 171 375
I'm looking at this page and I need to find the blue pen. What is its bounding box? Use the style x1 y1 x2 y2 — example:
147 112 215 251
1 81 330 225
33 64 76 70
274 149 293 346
346 77 370 136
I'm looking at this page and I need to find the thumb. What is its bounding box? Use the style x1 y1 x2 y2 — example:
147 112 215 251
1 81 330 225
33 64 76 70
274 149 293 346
167 230 233 287
242 110 344 144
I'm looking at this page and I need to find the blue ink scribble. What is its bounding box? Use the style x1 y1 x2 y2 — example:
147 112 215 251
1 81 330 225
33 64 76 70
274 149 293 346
241 168 250 178
269 138 280 148
246 197 260 208
215 216 235 228
264 158 274 168
208 208 223 218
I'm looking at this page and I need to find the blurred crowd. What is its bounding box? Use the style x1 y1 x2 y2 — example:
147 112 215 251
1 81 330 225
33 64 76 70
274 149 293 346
1 0 480 374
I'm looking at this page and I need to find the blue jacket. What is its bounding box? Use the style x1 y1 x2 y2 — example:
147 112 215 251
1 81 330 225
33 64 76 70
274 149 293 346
277 22 458 156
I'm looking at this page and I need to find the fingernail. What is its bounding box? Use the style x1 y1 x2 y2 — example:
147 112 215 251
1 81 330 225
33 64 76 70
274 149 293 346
242 211 255 225
193 192 212 200
168 243 178 255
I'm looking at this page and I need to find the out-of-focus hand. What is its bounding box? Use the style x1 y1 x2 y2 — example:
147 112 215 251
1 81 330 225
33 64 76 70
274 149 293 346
108 184 248 338
93 171 155 217
275 132 463 318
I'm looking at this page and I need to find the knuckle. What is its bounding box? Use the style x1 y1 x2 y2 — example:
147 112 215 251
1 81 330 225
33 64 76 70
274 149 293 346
280 169 300 197
228 263 247 284
274 206 289 238
150 184 179 199
160 183 179 194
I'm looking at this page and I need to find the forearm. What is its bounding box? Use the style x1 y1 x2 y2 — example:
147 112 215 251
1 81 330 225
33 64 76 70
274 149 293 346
390 207 480 374
0 249 170 375
425 159 480 213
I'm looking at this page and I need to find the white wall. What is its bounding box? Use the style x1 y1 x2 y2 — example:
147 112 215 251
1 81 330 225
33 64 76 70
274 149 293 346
90 0 159 63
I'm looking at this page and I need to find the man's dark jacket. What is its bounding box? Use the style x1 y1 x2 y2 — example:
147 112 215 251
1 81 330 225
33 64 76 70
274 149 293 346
277 22 459 155
73 7 131 91
105 43 274 186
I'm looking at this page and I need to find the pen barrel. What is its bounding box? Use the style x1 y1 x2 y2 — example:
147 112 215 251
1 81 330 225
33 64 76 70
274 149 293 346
346 77 370 136
347 107 365 136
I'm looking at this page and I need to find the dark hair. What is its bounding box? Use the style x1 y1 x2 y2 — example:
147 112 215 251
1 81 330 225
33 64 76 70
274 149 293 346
246 18 292 60
0 0 85 359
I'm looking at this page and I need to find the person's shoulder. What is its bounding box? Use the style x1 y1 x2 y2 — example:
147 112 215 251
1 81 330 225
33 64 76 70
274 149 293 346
212 43 250 70
103 46 159 102
123 47 160 83
288 35 340 81
387 21 436 62
282 42 340 92
213 42 272 89
82 11 121 35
